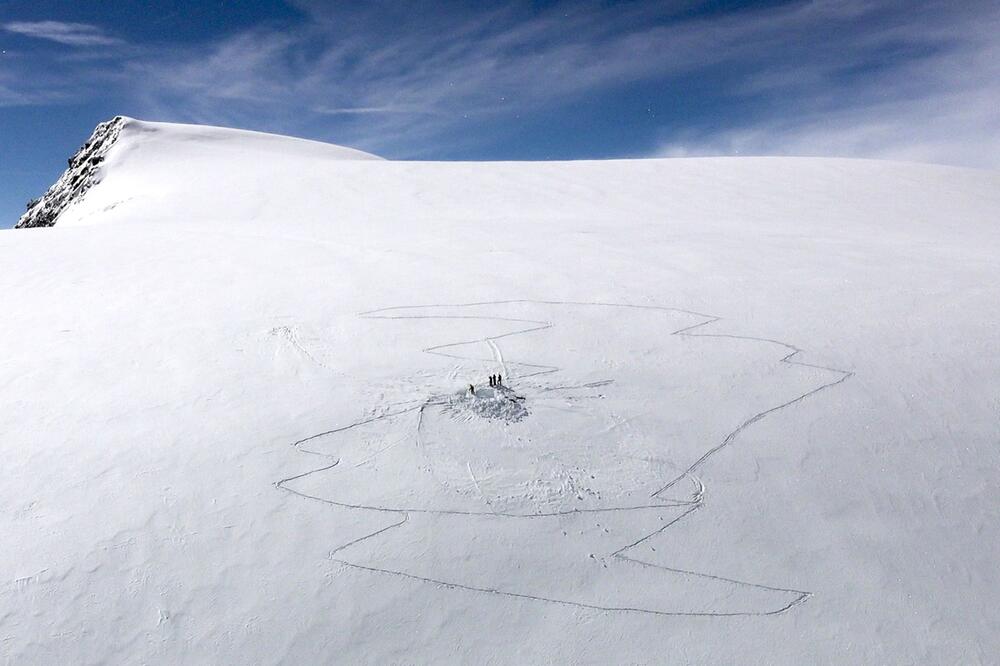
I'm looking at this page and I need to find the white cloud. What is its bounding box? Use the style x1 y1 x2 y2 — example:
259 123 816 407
118 2 818 154
655 4 1000 169
656 99 1000 170
2 2 999 168
0 56 78 107
3 21 121 47
116 0 998 163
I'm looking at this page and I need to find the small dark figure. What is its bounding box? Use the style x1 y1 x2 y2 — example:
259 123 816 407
489 375 494 387
469 383 475 396
497 374 503 386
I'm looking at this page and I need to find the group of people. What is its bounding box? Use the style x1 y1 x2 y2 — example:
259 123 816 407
467 374 504 397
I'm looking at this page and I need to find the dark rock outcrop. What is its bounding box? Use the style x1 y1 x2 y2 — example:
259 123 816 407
15 116 127 229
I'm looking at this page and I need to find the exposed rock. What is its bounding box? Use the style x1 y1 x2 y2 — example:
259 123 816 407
15 116 127 229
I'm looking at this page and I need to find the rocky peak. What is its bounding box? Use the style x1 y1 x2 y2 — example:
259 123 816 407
15 116 128 229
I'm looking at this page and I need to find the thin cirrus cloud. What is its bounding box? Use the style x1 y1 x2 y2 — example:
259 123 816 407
2 1 999 167
653 5 1000 169
120 3 833 149
3 20 122 47
122 0 1000 165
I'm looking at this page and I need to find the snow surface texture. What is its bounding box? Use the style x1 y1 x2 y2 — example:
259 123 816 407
3 118 1000 663
278 302 850 618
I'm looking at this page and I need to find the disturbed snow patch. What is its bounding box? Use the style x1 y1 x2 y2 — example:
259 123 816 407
443 385 529 423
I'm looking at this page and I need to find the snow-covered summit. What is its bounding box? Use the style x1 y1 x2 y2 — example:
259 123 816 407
15 116 381 229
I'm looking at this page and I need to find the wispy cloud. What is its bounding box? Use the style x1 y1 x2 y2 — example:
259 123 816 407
0 51 86 107
313 105 439 116
654 2 1000 169
3 20 121 47
119 0 1000 164
2 1 998 167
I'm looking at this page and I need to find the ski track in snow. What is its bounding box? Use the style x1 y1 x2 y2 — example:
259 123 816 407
274 300 853 617
269 325 337 372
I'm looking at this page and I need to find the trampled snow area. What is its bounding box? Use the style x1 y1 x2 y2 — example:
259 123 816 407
2 118 999 663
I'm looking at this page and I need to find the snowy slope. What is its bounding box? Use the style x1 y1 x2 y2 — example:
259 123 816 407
16 117 380 229
2 119 999 664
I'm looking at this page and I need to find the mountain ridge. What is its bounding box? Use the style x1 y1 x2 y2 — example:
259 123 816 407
14 117 382 229
16 116 128 229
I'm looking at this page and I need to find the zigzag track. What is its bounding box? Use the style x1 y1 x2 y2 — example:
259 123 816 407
275 300 853 617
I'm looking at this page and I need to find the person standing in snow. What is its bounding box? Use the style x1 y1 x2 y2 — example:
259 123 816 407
497 374 502 386
468 383 476 396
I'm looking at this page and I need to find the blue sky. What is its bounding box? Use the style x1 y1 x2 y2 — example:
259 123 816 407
2 0 999 227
